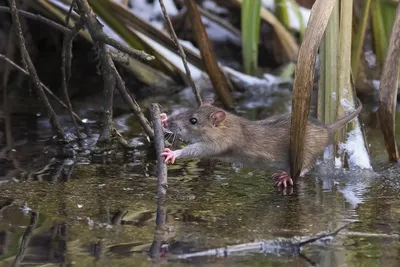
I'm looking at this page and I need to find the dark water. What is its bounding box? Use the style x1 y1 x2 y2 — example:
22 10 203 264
1 99 400 267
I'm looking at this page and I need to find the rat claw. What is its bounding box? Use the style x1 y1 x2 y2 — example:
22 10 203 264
161 148 176 164
272 171 293 188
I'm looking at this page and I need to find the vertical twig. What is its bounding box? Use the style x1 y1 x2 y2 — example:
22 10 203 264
97 46 116 144
149 103 168 260
8 0 66 140
378 2 400 162
157 0 203 107
75 0 116 144
150 104 168 197
149 197 167 260
61 19 84 138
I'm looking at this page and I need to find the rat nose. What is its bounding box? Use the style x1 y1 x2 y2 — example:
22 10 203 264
168 120 179 132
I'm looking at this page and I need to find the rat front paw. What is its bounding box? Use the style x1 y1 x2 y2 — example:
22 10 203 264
161 148 178 164
272 171 294 188
160 113 168 128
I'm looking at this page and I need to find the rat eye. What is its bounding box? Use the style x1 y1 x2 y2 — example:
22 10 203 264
189 118 198 125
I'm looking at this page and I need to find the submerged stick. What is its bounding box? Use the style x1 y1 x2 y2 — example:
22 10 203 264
177 224 350 259
184 0 233 109
8 0 66 140
12 212 39 266
150 104 168 198
149 104 168 258
157 0 203 107
289 0 337 180
378 2 400 162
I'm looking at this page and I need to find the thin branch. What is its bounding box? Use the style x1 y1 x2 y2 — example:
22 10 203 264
150 104 168 198
297 224 351 247
62 19 84 138
0 54 84 123
99 33 155 62
0 6 70 34
8 0 66 140
112 64 154 138
75 1 153 62
149 104 168 259
66 0 77 25
157 0 203 106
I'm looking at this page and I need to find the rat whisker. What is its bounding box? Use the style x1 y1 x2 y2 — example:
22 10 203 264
172 133 177 147
166 132 175 142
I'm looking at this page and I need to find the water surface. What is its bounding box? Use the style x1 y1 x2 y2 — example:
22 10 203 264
1 101 400 267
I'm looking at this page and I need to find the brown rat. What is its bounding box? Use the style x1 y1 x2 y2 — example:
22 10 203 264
160 98 362 187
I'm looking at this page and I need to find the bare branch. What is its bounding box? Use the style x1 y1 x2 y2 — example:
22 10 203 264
66 0 77 25
150 104 168 198
0 6 70 34
157 0 203 106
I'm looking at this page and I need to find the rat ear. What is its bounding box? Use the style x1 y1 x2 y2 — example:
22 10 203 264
211 110 226 126
202 98 214 106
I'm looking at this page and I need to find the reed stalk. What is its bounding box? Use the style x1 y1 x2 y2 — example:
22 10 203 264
289 0 337 180
351 0 371 78
318 1 339 126
378 2 400 162
241 0 262 75
275 0 290 29
370 0 389 70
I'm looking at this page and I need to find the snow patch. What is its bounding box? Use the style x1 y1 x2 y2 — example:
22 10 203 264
372 80 380 90
223 67 279 87
134 31 203 80
331 92 336 101
338 124 372 170
202 0 229 15
128 0 178 30
262 0 310 31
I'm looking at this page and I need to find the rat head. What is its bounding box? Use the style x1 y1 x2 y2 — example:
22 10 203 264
166 98 227 144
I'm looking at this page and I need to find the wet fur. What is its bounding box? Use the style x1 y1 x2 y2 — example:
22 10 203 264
166 100 361 176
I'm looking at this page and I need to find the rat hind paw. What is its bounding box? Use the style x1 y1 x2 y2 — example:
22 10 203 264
272 171 294 188
161 148 177 164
